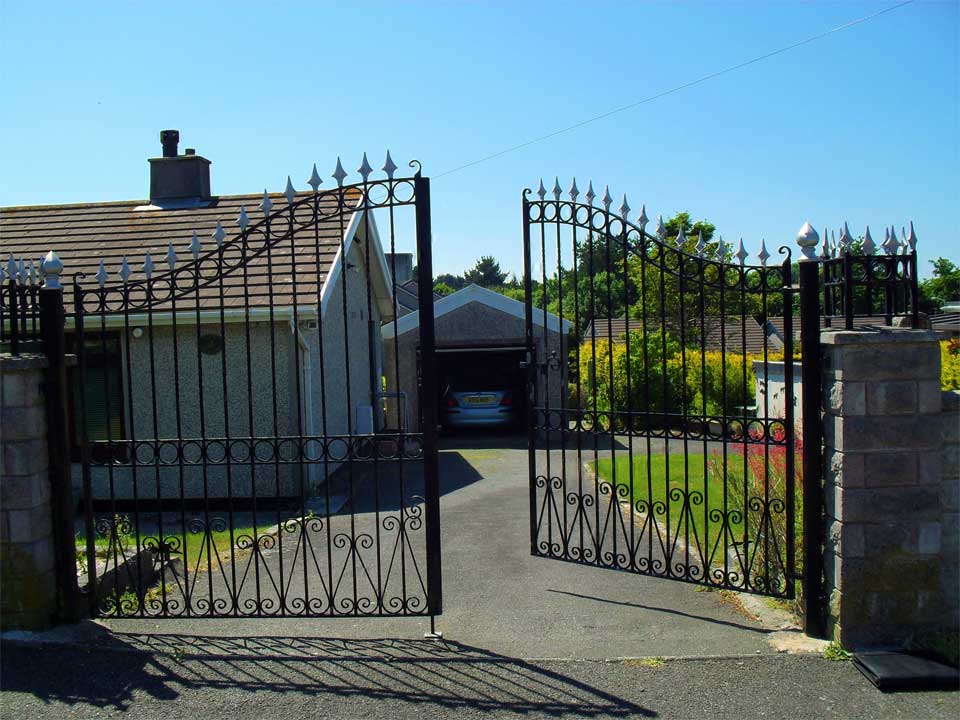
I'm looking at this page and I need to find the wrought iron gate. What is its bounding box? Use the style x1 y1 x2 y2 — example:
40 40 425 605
73 157 442 618
522 180 799 599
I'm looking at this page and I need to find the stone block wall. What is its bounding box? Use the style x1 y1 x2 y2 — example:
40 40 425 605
0 354 57 630
941 390 960 637
821 328 958 648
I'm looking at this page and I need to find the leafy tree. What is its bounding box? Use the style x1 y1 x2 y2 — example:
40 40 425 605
435 272 466 291
433 281 456 297
919 258 960 314
464 256 508 287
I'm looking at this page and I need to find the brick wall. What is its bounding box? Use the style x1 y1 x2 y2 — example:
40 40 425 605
0 354 57 630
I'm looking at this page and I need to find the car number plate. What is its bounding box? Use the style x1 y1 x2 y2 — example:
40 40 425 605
465 395 494 405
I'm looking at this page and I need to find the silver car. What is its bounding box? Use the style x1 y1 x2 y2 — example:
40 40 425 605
442 388 517 430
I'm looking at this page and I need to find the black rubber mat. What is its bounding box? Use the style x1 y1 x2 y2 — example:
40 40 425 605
853 651 959 691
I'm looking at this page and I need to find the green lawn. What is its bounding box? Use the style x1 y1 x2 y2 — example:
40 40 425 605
594 452 751 552
77 519 285 573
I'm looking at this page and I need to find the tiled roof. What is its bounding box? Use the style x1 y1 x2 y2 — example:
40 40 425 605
1 190 362 311
582 316 782 354
931 313 960 334
394 279 440 317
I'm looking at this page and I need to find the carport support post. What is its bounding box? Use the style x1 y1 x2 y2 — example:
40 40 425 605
797 224 826 639
415 175 443 626
38 251 80 623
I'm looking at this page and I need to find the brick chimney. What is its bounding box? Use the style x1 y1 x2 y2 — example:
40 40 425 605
148 130 212 206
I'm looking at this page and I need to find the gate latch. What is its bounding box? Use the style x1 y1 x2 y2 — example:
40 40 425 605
520 350 560 374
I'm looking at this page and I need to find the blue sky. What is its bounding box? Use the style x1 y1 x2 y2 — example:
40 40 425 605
1 1 957 278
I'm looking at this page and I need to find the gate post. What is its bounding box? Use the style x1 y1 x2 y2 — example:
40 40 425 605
414 175 443 619
796 224 826 638
38 251 79 623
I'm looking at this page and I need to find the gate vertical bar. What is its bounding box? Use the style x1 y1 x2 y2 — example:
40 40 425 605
797 224 826 638
38 252 80 623
521 191 537 553
414 174 442 617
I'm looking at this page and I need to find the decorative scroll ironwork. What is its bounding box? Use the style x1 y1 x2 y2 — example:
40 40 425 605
0 256 41 354
821 223 920 329
74 155 441 618
522 178 798 599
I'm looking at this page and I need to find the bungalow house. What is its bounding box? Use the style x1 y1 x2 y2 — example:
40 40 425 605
1 132 398 501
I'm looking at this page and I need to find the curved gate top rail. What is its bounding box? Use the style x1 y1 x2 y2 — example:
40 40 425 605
71 153 442 620
521 176 799 600
74 155 425 310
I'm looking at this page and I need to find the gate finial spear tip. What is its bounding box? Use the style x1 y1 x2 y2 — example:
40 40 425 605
95 260 108 287
907 220 917 250
569 178 579 201
40 250 64 289
795 222 819 260
601 185 612 211
143 253 155 278
5 254 16 279
307 163 323 192
862 225 875 254
358 152 373 182
637 203 648 229
619 193 630 220
285 176 296 204
882 225 899 255
552 176 562 201
166 243 178 270
656 214 665 240
119 256 132 283
536 178 546 200
190 230 202 259
736 238 747 265
585 181 596 204
213 221 226 248
259 189 273 216
382 151 398 180
758 238 771 266
696 230 707 256
332 157 348 186
237 206 249 230
675 224 686 248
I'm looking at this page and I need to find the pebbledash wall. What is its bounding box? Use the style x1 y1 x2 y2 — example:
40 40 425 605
69 236 381 501
0 356 58 629
820 328 959 648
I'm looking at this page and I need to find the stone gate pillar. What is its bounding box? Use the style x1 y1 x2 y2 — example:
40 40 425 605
821 327 958 648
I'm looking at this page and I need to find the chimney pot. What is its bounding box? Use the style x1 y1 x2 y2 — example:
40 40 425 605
160 129 180 158
185 148 196 156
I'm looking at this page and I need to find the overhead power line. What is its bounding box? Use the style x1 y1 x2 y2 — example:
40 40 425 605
435 1 914 179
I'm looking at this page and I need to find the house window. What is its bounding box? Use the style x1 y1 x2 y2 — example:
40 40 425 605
67 333 127 462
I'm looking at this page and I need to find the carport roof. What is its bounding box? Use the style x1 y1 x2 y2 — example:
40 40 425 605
382 283 572 339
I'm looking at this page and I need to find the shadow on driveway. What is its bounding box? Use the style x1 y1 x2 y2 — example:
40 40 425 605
1 633 655 717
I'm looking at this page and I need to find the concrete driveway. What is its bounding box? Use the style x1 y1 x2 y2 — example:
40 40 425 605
88 434 774 660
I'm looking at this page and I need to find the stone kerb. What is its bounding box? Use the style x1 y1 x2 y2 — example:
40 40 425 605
0 354 57 630
819 327 952 648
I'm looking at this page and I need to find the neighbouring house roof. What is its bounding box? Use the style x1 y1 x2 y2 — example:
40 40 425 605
382 283 573 339
583 316 783 355
1 188 395 320
766 314 937 342
394 279 441 317
931 312 960 335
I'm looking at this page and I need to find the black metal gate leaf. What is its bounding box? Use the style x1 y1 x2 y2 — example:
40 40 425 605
522 179 798 599
73 157 442 618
